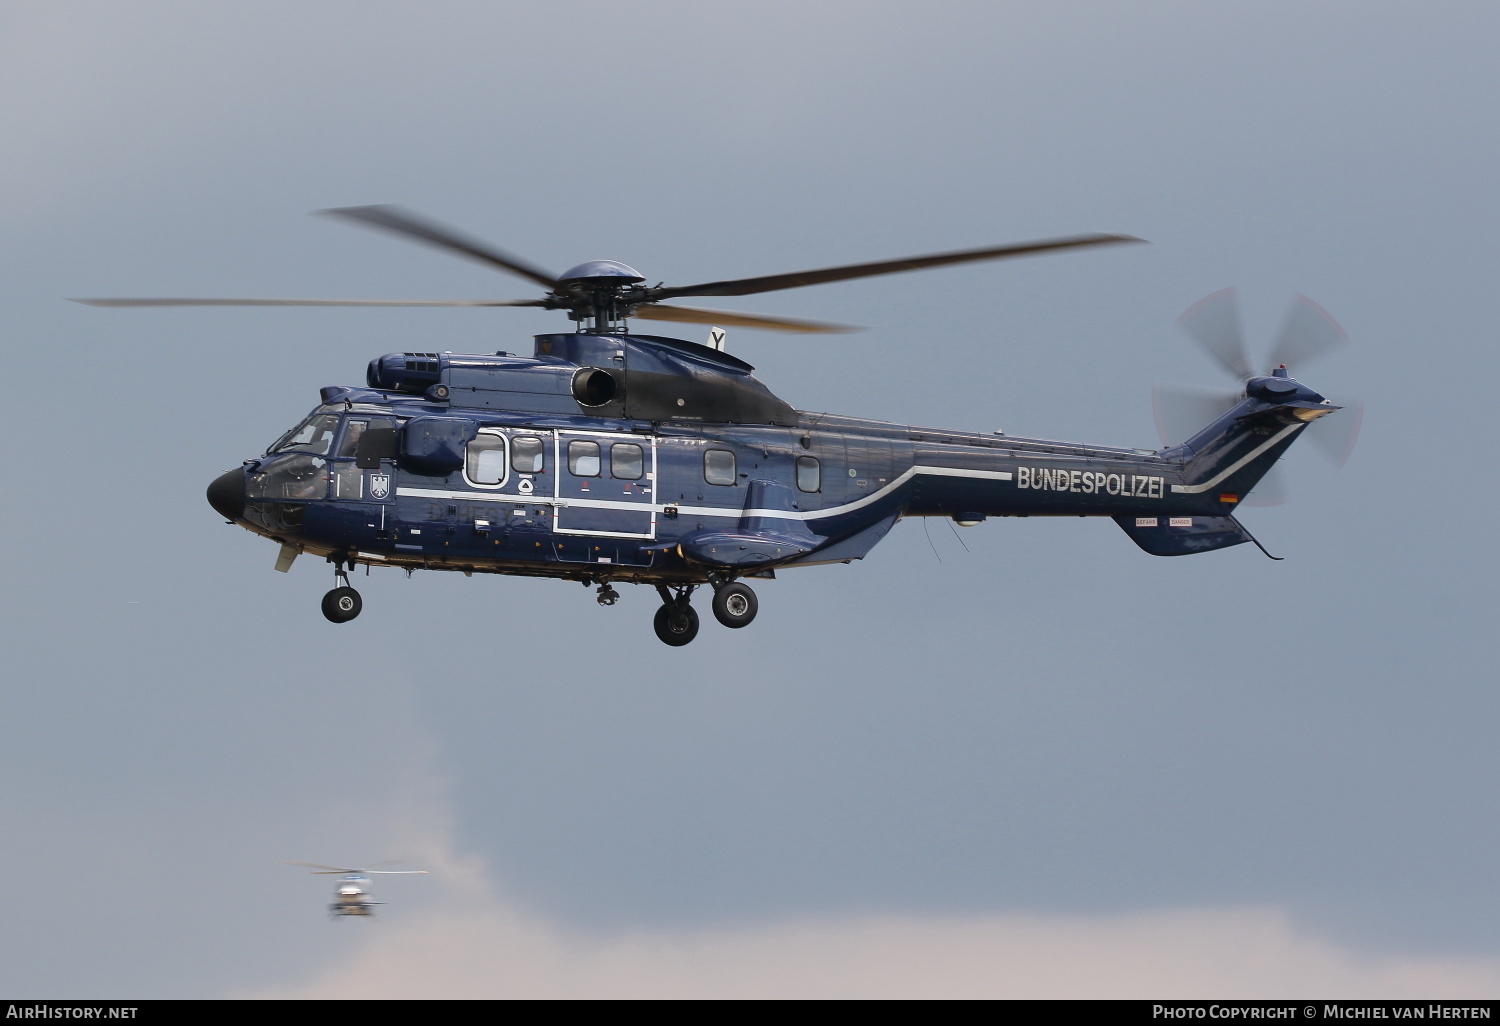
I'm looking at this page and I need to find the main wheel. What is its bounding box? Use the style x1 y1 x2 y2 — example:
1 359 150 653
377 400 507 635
653 603 699 646
321 586 363 623
711 582 758 629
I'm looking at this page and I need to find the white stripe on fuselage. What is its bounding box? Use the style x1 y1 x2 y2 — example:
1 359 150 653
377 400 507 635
397 465 1015 522
1169 423 1302 494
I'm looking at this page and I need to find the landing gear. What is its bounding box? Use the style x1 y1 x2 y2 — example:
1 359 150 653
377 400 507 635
711 581 758 629
653 585 699 646
322 565 362 623
322 586 362 623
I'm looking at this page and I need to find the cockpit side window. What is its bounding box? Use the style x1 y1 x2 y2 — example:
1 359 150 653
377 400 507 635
273 414 340 455
354 419 398 469
337 419 368 458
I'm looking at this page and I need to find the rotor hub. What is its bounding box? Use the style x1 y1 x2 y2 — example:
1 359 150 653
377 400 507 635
557 260 645 285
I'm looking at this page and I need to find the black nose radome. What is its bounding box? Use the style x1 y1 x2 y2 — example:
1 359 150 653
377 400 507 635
207 468 245 521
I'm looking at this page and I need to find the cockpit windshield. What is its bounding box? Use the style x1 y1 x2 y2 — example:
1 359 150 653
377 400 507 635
271 414 340 455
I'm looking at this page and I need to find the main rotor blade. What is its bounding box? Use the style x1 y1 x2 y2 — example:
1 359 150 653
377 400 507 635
1151 382 1243 447
1302 397 1363 466
652 233 1142 300
70 298 547 308
1269 294 1349 372
320 205 559 289
367 870 430 874
1177 288 1255 381
632 303 860 334
282 861 354 872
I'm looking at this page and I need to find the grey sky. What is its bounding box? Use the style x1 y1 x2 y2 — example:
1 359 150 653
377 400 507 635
1 0 1497 997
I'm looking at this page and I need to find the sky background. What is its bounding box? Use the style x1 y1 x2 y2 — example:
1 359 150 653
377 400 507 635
1 0 1497 998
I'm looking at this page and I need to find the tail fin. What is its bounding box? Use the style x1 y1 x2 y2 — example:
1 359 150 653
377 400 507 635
1169 372 1338 505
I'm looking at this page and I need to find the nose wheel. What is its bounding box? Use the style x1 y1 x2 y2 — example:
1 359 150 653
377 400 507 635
322 566 362 623
653 585 699 646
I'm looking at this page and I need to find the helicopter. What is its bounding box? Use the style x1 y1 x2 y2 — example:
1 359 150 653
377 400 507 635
282 861 428 918
77 206 1353 645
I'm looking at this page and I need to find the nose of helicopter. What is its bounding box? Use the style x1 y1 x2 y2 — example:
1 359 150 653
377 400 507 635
207 467 246 521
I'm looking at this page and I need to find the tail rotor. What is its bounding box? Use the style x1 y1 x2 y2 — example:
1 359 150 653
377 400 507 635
1153 289 1362 504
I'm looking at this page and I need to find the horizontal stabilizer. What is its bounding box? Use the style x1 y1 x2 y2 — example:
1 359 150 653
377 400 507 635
1113 515 1251 557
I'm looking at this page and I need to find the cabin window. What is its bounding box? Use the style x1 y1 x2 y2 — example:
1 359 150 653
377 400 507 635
464 431 507 487
337 419 368 458
704 449 736 486
273 414 340 456
611 443 644 480
512 435 545 474
568 440 601 477
796 456 821 493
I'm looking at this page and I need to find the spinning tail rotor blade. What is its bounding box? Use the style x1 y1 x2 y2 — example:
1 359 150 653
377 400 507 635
632 303 860 334
1177 288 1255 381
1151 382 1243 447
1161 291 1359 507
653 233 1142 300
1265 295 1361 467
1303 397 1364 466
319 205 560 289
1240 463 1292 507
71 297 548 308
1268 294 1349 372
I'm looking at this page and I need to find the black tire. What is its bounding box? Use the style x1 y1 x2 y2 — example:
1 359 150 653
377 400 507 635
322 586 363 623
653 603 699 646
711 582 758 629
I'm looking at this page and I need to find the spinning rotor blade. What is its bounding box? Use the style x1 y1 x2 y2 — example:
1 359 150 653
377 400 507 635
1268 294 1350 373
71 298 548 308
283 861 356 873
320 205 559 289
653 233 1142 300
632 303 859 334
1177 288 1255 381
1151 382 1243 447
1241 464 1292 507
367 870 429 875
1302 397 1364 466
1161 291 1360 507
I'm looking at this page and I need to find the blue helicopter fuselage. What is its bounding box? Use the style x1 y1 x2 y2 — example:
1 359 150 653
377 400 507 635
207 330 1333 582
